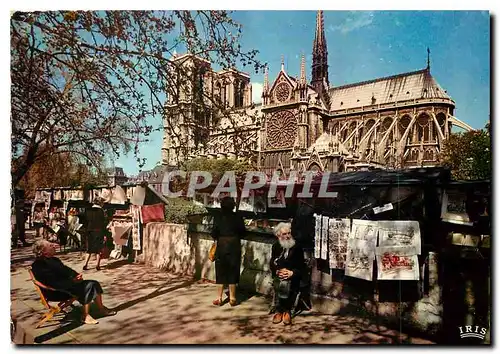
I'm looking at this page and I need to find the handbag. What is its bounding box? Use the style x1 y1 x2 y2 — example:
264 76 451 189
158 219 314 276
208 242 217 262
100 246 110 259
100 236 111 259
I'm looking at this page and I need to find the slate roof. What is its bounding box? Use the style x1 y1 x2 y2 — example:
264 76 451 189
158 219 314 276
328 68 453 112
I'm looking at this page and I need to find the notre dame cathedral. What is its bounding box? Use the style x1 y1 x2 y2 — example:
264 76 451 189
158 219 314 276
162 11 472 178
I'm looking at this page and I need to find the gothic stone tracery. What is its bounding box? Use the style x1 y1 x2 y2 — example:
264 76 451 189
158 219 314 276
162 11 472 179
266 110 298 149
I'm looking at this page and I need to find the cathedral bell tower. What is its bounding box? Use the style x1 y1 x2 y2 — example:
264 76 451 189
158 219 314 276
311 10 330 101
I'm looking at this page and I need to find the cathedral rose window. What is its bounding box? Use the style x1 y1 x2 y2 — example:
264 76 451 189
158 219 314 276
275 82 291 102
266 110 297 149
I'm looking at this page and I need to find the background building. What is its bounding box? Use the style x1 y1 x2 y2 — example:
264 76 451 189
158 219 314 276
106 167 128 186
163 11 472 178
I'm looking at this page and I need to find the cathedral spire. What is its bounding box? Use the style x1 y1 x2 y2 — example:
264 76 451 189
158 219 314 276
313 10 326 53
311 10 329 94
427 47 431 71
281 55 285 71
300 53 306 84
262 65 269 104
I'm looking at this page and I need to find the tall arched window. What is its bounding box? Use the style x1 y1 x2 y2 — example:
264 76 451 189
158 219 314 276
215 82 221 105
221 85 226 107
416 113 431 142
233 79 240 108
436 113 446 141
308 163 322 173
238 82 245 107
399 115 411 143
331 122 339 135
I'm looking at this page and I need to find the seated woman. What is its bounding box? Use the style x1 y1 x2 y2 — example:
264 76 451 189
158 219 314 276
31 239 116 324
269 222 305 326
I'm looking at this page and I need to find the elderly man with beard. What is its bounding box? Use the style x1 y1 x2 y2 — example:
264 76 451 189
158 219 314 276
269 222 305 325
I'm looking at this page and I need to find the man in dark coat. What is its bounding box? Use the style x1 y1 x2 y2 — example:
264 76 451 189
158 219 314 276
270 222 305 325
31 240 116 324
290 199 315 311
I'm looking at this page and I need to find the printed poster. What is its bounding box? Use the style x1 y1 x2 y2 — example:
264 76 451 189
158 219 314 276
345 238 375 281
238 192 254 212
349 219 378 250
376 246 420 280
378 220 421 255
328 218 350 269
69 189 84 200
314 214 321 259
130 205 142 250
267 189 286 208
440 189 471 225
207 195 221 209
53 189 62 200
253 194 267 214
350 219 379 242
321 216 329 260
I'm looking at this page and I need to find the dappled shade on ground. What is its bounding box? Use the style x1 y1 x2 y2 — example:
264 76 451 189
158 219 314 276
11 244 434 344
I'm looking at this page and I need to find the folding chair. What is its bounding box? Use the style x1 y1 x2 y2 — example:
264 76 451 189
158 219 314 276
27 268 77 328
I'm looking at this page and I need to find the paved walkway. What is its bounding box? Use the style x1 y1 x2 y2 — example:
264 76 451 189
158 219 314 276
11 234 434 345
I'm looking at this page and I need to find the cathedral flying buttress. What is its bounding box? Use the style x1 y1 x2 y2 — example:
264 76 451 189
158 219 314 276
163 10 473 178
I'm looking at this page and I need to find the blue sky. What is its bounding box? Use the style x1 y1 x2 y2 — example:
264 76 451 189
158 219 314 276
115 10 490 176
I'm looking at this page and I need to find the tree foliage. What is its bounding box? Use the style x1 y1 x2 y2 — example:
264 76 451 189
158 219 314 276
16 144 108 198
164 197 207 224
440 127 491 180
11 10 264 188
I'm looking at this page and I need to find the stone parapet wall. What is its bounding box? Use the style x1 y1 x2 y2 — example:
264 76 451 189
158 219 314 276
142 223 275 295
140 222 489 343
142 223 196 276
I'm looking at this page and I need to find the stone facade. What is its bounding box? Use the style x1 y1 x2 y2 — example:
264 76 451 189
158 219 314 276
163 11 473 177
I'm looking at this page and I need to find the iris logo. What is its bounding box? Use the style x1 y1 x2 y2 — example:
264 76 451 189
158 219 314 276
458 326 487 340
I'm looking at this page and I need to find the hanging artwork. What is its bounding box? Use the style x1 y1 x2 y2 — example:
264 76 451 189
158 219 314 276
321 216 329 260
440 189 471 225
101 188 113 203
328 218 350 269
126 186 135 200
68 189 84 200
349 219 379 250
130 205 142 250
62 190 70 201
110 186 127 204
345 238 375 281
376 246 420 280
268 189 287 208
238 192 254 212
53 189 62 200
207 195 221 209
314 214 321 259
253 194 267 214
378 220 421 255
109 222 132 246
481 235 490 248
450 233 481 247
